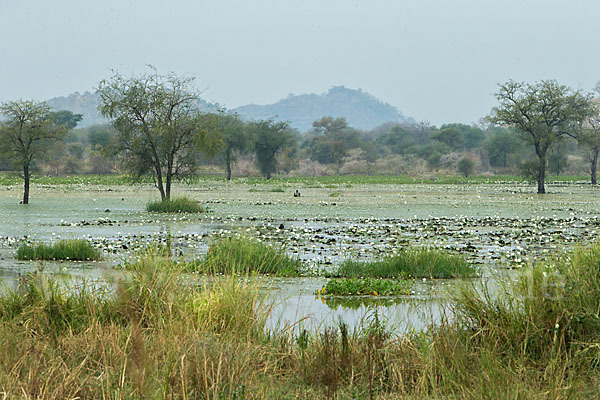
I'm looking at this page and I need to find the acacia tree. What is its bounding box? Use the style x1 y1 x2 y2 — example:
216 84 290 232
490 80 591 193
249 120 295 179
97 69 221 200
0 100 66 204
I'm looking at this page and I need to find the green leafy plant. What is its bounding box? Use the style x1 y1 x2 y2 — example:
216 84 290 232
316 278 410 296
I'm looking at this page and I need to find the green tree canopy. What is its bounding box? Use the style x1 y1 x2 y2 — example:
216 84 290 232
0 100 66 203
483 127 521 168
50 110 83 129
204 112 250 180
249 120 295 179
97 69 222 200
490 80 592 193
312 116 348 135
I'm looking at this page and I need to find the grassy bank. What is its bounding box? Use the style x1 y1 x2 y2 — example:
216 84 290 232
2 243 600 398
16 239 101 261
0 172 591 187
331 247 475 279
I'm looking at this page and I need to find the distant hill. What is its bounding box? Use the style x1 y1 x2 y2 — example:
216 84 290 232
44 92 221 127
44 86 412 130
45 91 105 127
233 86 413 132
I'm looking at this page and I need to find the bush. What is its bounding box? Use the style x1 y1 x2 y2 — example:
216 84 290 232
190 236 303 276
332 247 475 279
519 159 540 181
146 196 204 213
457 157 474 177
16 239 101 261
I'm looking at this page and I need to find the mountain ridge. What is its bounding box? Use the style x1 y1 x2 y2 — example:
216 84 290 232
233 86 413 131
44 86 413 131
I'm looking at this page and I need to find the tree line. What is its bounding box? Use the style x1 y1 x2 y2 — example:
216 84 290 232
1 69 600 203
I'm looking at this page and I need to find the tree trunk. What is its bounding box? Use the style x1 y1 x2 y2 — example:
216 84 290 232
591 149 599 185
226 152 232 181
266 170 271 180
156 178 166 201
154 165 166 201
22 162 30 204
165 173 171 201
537 155 546 194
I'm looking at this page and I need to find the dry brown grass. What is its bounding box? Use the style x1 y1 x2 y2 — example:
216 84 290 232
2 245 600 398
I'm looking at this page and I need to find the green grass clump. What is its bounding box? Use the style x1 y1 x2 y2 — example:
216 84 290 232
316 278 409 296
145 196 205 213
269 187 285 192
16 239 101 261
332 247 475 279
190 236 303 276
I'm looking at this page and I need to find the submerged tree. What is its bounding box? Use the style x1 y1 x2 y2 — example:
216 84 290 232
249 120 295 179
0 100 66 204
97 69 222 200
490 80 591 193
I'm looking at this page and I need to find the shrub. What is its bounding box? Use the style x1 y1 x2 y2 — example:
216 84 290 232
146 196 204 213
457 157 474 177
16 239 101 261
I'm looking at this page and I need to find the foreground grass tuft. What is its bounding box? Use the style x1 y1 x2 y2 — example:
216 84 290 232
16 239 101 261
332 247 475 279
145 196 205 213
190 236 303 276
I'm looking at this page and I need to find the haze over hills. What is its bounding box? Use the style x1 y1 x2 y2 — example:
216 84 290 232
233 86 413 131
44 92 221 128
44 86 413 131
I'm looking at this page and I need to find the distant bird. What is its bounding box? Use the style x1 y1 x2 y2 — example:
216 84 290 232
294 190 301 197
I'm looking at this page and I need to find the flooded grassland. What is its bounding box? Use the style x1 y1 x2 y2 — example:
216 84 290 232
1 180 599 330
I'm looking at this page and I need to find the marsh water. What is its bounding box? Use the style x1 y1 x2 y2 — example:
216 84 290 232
1 180 599 331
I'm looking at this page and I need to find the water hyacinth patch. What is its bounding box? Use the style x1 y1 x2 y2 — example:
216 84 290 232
16 239 101 261
317 278 410 296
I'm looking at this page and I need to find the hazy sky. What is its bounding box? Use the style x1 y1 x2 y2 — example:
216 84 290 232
0 0 598 125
